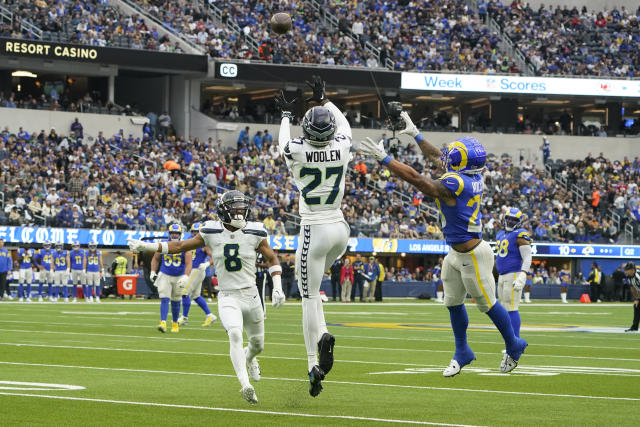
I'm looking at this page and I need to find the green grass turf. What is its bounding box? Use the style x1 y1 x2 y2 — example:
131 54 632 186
0 299 638 426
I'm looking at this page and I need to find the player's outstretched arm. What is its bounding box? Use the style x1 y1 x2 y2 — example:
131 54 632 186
398 111 442 166
274 90 296 154
127 235 205 255
359 137 454 201
257 239 285 308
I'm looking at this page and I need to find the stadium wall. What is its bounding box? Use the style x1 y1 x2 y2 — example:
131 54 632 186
215 121 639 165
0 107 147 140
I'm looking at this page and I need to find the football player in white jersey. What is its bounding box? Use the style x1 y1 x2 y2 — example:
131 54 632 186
275 76 351 397
127 191 285 405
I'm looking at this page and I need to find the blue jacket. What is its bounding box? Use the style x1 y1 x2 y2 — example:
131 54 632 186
364 262 380 282
0 248 11 273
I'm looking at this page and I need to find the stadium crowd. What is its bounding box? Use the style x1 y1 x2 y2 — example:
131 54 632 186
1 119 638 245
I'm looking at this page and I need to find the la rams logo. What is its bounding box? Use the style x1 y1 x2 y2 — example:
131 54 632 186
446 141 469 171
372 238 398 253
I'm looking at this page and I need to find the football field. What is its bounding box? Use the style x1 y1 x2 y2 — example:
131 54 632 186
0 300 638 426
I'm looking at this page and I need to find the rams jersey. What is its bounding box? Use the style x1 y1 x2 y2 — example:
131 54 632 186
495 228 531 275
199 220 267 291
159 241 187 276
279 102 352 225
19 248 35 269
192 247 208 268
85 250 101 272
435 171 484 245
54 250 68 271
39 249 54 270
70 249 85 270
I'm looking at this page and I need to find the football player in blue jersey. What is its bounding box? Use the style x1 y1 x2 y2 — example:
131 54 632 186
360 112 527 376
53 243 70 302
559 263 571 303
150 224 192 333
17 246 36 302
177 222 217 327
83 241 104 303
69 242 85 303
36 241 55 301
495 208 532 339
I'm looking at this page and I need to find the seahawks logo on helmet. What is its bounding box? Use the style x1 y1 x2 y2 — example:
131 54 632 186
302 106 336 147
442 137 487 175
217 190 252 230
504 207 524 232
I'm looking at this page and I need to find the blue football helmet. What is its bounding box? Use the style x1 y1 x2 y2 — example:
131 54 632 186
190 222 201 232
43 240 51 249
302 106 335 147
168 223 183 241
504 207 523 231
441 137 487 175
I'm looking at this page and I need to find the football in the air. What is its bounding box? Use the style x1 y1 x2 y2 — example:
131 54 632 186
270 12 292 34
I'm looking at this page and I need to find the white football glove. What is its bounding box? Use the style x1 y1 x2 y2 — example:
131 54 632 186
176 275 189 294
359 137 388 162
398 111 419 138
271 274 285 308
150 271 158 283
513 272 527 291
127 238 157 253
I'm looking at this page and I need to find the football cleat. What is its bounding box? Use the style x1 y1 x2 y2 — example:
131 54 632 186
202 313 217 327
501 338 528 373
318 332 335 375
308 365 325 397
64 298 69 303
443 360 462 377
245 347 261 382
26 298 32 302
38 296 43 302
443 347 476 377
72 298 77 303
207 298 213 303
171 322 179 333
177 316 188 326
19 298 24 302
158 321 167 333
625 328 638 332
241 385 258 404
95 296 101 303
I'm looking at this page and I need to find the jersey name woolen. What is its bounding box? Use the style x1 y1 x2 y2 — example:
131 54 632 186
305 150 341 162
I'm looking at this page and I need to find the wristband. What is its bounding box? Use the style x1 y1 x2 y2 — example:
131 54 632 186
380 155 392 166
415 134 424 143
160 242 168 254
268 265 282 275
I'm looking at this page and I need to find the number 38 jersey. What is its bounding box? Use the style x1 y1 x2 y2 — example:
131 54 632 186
199 221 267 291
435 171 484 245
495 228 531 275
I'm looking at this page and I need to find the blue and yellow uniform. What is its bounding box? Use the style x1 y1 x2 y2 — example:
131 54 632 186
160 249 187 277
70 249 85 271
39 249 54 272
85 250 101 273
17 248 35 284
192 247 208 269
435 171 483 245
53 249 69 287
496 228 531 275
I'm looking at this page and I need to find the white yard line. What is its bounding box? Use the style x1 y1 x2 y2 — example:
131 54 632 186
0 391 482 426
2 361 639 403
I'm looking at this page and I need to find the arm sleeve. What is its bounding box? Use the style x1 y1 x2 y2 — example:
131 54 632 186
324 101 352 140
278 116 291 155
519 244 532 273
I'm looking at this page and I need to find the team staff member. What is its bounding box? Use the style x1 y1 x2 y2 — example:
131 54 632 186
363 256 380 303
623 262 640 332
0 239 11 300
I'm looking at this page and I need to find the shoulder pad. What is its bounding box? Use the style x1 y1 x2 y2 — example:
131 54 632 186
242 222 268 237
200 220 223 234
439 172 464 196
517 229 531 241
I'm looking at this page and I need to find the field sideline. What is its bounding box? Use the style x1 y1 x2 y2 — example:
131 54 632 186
0 300 638 426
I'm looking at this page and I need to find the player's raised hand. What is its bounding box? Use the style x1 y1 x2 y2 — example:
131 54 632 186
274 90 296 119
359 137 388 162
127 238 157 253
271 286 285 308
304 75 326 103
398 111 419 138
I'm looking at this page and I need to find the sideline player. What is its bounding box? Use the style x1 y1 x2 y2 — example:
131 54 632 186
275 76 350 396
36 241 55 301
53 243 70 302
433 257 444 303
84 241 103 302
178 222 217 327
69 241 85 302
128 191 285 404
150 224 191 333
17 246 36 302
359 112 527 376
495 208 532 338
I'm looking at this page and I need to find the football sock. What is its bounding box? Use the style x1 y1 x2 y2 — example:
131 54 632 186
82 285 88 297
486 302 517 349
63 287 68 299
508 310 521 337
302 296 321 371
160 297 170 321
72 285 77 298
315 296 329 336
53 286 59 298
228 328 250 388
182 295 191 317
38 283 43 296
560 292 567 303
26 284 31 298
448 304 472 361
18 284 23 298
47 285 53 298
437 291 444 300
524 291 531 302
194 296 211 315
246 336 264 361
94 285 100 297
171 300 180 322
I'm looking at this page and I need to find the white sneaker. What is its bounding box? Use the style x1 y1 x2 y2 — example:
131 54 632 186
245 347 261 382
207 298 213 303
64 298 69 303
88 296 94 303
5 294 13 300
95 297 101 303
72 298 77 303
26 298 32 302
443 360 462 377
597 299 602 303
241 385 258 404
38 296 43 302
500 353 519 373
562 300 568 304
19 297 24 302
177 316 188 326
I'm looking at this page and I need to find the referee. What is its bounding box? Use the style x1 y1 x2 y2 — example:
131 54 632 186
623 262 640 332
